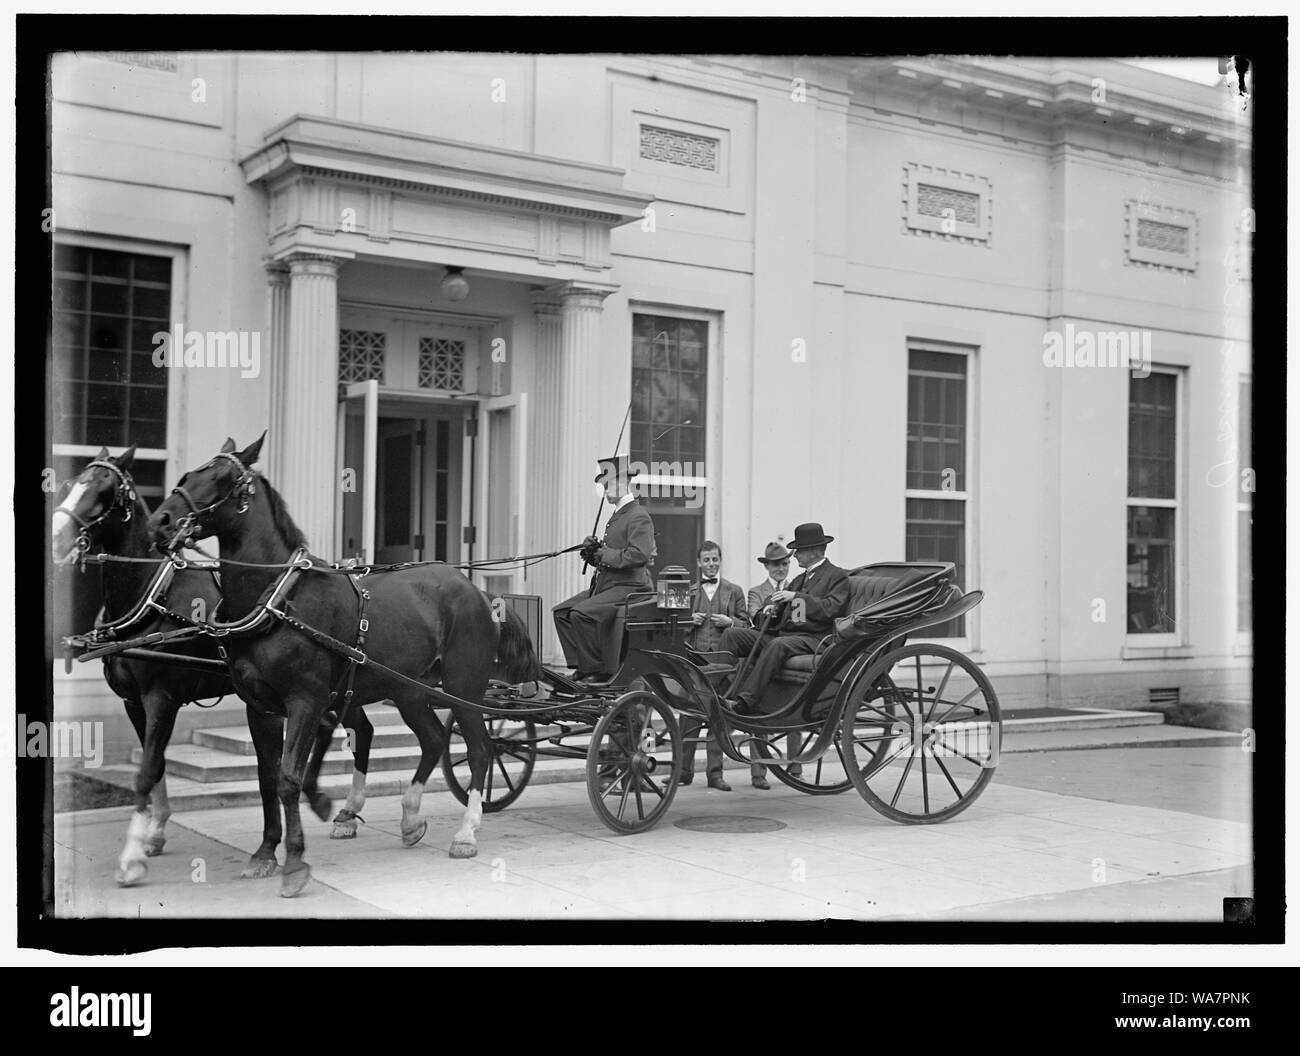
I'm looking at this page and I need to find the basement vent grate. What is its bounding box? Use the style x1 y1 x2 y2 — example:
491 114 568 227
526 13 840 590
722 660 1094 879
1149 687 1181 706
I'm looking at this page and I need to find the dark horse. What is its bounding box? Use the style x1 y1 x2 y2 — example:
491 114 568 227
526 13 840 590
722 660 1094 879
148 435 536 897
51 447 236 886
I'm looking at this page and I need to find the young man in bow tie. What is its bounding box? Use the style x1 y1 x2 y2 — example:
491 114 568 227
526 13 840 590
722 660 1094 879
717 523 851 718
679 540 749 791
552 454 657 685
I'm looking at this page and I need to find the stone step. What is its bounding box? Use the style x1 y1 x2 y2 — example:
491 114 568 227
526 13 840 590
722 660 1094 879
89 707 1231 813
192 722 419 756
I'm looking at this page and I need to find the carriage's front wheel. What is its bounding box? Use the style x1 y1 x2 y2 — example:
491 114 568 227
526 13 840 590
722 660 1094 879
842 645 999 824
441 717 536 813
586 691 681 835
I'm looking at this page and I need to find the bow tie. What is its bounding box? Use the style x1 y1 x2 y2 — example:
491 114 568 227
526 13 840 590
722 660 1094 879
701 577 718 585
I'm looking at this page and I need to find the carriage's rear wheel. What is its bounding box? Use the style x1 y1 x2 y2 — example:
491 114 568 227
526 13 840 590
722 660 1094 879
842 645 999 824
586 691 681 835
441 717 536 813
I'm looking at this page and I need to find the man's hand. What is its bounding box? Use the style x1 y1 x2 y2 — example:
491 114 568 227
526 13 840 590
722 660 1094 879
708 613 732 628
770 589 796 605
691 612 707 626
579 535 602 565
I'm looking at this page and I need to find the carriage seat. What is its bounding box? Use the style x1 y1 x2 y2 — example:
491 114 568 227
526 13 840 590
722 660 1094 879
773 563 947 685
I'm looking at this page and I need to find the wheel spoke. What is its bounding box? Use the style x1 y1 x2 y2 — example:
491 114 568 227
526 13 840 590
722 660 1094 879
932 687 984 727
930 748 964 799
615 772 632 818
920 729 931 815
925 662 955 724
494 755 516 792
633 775 645 819
889 744 917 809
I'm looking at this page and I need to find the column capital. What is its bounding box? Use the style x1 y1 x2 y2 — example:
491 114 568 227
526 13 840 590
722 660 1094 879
546 281 617 308
264 258 291 285
275 247 355 277
530 286 561 315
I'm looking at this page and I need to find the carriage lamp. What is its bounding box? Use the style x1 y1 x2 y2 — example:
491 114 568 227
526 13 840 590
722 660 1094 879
656 566 692 610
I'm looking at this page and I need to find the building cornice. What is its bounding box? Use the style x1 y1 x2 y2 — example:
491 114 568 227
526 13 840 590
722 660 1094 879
241 114 652 226
840 57 1248 152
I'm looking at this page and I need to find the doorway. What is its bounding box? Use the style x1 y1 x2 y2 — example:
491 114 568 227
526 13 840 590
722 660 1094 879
338 388 465 566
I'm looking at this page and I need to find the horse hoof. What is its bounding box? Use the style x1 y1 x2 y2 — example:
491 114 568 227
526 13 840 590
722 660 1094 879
144 837 166 857
448 840 478 860
240 856 279 880
307 792 333 823
330 822 357 840
401 820 428 847
279 864 312 898
116 859 147 886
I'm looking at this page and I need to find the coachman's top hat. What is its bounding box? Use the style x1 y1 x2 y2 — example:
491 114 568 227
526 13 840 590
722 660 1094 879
595 454 641 485
758 541 791 565
787 523 835 552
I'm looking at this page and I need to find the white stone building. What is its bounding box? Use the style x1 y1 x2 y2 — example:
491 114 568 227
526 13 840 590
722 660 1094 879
50 53 1252 716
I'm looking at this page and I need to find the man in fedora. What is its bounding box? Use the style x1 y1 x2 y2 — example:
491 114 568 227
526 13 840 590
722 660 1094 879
744 540 800 788
717 523 851 718
553 454 657 685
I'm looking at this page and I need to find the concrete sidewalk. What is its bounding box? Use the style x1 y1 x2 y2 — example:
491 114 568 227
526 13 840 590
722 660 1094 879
54 746 1252 921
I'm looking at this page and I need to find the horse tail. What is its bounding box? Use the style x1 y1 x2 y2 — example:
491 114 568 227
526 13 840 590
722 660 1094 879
493 601 540 683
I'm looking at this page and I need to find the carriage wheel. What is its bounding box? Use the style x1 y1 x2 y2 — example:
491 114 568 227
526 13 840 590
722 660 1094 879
842 645 999 824
753 676 902 794
441 717 537 813
586 690 682 835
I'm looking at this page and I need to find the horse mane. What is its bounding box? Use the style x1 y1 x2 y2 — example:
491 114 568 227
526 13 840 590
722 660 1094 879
256 471 308 550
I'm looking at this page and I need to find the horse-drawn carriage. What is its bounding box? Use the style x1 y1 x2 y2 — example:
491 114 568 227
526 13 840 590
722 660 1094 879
443 559 1000 835
53 438 1000 898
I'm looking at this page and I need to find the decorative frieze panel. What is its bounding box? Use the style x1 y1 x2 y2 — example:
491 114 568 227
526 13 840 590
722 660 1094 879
639 125 720 172
902 163 992 246
418 337 466 391
1125 201 1198 273
338 328 386 395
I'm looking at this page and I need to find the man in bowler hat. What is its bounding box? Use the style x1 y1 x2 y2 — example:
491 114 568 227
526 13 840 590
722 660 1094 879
552 455 657 684
717 523 851 716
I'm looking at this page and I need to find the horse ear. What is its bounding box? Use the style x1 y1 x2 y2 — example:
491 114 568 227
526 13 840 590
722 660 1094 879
238 431 266 467
95 446 110 460
115 445 136 470
220 437 236 453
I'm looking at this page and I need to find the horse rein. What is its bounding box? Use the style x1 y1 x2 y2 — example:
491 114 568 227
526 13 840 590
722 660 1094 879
165 452 256 550
54 460 139 561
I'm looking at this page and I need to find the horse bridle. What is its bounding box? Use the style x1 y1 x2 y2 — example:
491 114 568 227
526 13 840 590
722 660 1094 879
164 451 256 550
56 460 138 556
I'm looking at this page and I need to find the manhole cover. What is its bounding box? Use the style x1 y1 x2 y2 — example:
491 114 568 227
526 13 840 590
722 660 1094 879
673 816 787 833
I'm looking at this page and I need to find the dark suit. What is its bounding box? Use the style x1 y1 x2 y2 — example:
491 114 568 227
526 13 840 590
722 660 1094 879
681 577 749 779
717 559 851 713
553 498 657 676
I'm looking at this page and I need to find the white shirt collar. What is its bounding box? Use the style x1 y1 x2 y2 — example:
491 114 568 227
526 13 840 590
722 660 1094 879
802 556 827 575
768 576 785 590
614 493 636 513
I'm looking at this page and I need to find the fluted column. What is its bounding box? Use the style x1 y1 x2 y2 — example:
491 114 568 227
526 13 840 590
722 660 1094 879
279 250 351 557
529 290 564 661
264 262 291 486
553 282 613 610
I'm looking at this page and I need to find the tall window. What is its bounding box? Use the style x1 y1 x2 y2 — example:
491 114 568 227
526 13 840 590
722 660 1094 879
1127 371 1179 635
630 313 708 573
905 346 970 637
51 242 175 642
1237 377 1252 634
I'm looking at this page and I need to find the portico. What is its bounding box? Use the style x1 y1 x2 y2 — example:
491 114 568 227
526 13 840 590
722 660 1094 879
241 116 650 651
